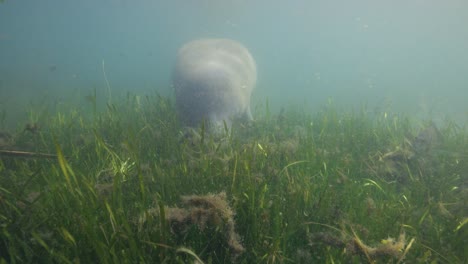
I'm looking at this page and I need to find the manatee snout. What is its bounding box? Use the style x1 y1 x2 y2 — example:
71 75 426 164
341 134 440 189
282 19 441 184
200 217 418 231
173 38 257 129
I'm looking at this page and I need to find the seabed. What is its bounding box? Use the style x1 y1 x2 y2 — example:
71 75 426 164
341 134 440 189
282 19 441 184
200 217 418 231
0 93 467 263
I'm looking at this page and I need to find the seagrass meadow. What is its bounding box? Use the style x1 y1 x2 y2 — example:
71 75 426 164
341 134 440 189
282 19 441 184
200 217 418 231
0 93 467 263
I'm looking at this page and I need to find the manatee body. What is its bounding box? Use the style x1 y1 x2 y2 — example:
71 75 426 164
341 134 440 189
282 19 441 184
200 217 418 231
173 38 257 129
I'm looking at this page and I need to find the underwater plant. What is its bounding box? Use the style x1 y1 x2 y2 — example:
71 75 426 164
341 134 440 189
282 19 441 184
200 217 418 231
0 93 466 263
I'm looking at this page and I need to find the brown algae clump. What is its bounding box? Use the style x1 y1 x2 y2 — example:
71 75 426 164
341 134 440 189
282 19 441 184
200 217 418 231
141 192 244 258
308 224 414 262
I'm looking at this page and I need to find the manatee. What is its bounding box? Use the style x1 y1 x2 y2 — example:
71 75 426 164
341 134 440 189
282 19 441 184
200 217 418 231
172 38 257 130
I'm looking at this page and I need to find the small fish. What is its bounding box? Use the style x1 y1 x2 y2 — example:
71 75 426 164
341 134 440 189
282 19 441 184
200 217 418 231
85 95 96 103
24 123 40 133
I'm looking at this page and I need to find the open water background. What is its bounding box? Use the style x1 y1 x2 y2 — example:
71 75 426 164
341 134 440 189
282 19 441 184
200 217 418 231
1 0 467 127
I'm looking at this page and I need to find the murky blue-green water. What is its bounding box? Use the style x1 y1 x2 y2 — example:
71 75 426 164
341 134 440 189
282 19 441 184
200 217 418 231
1 0 467 127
